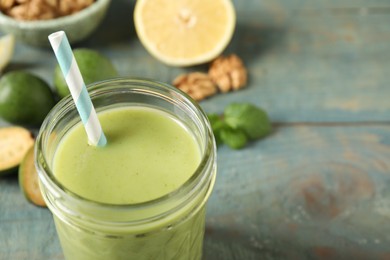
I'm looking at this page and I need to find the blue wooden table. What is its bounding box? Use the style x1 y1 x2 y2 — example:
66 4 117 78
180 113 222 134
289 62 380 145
1 0 390 259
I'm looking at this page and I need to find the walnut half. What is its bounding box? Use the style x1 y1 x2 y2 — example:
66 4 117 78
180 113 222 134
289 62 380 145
0 0 95 21
208 54 248 93
173 72 217 101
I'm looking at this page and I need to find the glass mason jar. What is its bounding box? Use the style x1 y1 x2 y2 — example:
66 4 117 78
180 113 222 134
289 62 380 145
35 78 217 260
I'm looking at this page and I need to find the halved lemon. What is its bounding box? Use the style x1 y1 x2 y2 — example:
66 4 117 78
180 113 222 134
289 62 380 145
0 34 15 72
134 0 236 66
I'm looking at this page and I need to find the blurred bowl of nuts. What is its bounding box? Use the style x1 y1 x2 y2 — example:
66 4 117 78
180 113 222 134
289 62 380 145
0 0 111 47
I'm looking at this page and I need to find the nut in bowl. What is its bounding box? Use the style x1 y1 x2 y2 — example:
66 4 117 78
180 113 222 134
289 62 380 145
0 0 111 47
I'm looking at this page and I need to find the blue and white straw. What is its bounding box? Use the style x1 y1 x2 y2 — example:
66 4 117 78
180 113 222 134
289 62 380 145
49 31 107 147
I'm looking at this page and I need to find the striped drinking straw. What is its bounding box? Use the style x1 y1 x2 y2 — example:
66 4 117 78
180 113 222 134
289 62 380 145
48 31 107 147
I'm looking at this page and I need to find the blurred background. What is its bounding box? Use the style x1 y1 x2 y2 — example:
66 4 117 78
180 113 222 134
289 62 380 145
1 0 390 259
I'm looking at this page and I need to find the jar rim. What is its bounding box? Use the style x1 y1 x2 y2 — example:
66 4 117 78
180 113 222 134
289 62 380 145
35 77 216 217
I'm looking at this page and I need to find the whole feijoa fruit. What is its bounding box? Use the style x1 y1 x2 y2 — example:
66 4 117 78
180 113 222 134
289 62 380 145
54 48 118 98
0 71 56 126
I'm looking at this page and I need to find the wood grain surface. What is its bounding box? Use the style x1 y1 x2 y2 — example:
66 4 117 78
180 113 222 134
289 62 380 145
1 0 390 259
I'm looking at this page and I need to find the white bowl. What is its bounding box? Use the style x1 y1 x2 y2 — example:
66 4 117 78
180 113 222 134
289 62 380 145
0 0 111 47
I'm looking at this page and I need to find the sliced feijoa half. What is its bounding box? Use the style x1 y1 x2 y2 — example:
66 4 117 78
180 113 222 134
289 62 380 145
19 146 46 207
0 126 34 175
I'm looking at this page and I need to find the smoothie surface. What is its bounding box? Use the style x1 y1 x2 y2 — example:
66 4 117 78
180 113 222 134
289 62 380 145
53 107 201 204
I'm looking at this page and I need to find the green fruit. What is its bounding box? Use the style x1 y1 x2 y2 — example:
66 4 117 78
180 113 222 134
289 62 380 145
19 146 46 207
224 103 272 140
0 127 34 176
54 48 118 98
0 71 55 126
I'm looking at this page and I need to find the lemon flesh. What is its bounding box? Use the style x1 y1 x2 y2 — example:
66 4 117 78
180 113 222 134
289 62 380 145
134 0 236 66
0 34 15 72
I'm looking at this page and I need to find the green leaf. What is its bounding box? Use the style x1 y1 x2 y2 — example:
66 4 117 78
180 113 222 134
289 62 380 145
224 103 272 140
207 113 227 146
207 113 221 126
220 127 248 149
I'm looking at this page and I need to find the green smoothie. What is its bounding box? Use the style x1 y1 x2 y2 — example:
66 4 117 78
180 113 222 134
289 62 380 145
52 107 207 260
53 106 201 204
